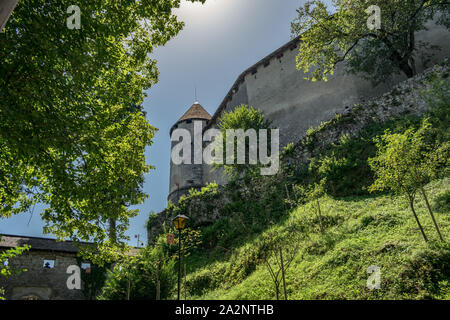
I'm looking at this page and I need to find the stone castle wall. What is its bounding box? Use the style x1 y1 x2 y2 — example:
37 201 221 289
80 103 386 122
150 62 450 243
197 19 450 189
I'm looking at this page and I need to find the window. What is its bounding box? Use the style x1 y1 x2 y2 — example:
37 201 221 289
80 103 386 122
81 262 91 274
43 260 55 269
186 119 192 124
81 262 91 273
81 262 90 270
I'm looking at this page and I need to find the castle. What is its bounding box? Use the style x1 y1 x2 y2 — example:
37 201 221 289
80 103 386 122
168 20 450 204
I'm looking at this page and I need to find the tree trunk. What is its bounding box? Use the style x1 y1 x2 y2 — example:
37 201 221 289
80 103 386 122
156 263 161 300
109 218 117 243
280 247 288 300
409 197 428 242
419 185 444 241
127 276 130 300
316 200 324 233
400 62 415 78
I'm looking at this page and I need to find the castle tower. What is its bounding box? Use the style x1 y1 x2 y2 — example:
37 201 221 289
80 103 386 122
168 101 212 203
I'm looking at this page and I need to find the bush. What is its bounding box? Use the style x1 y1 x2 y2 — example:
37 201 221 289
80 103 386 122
307 117 422 197
98 246 176 300
433 189 450 213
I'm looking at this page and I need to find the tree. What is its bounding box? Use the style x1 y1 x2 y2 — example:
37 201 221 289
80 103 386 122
306 181 326 233
0 0 205 253
369 120 445 242
98 245 176 300
215 104 273 181
291 0 450 85
260 228 300 300
98 226 201 300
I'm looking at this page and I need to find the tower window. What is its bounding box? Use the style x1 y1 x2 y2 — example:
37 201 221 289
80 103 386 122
186 119 192 124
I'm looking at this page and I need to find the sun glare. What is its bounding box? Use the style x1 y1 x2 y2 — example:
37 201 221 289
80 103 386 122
176 0 237 24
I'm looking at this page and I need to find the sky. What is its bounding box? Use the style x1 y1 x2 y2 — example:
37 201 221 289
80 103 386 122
0 0 331 247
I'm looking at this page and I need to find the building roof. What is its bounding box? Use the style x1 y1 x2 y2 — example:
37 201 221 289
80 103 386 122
0 234 81 253
0 234 142 255
177 102 212 123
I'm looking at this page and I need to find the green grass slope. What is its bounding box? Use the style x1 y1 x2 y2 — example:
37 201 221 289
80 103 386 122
183 178 450 300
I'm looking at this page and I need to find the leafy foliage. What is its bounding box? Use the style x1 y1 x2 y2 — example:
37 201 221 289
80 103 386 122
98 245 176 300
369 119 446 241
99 226 201 300
369 120 441 196
76 257 111 300
291 0 450 84
0 0 204 252
215 105 273 181
423 69 450 146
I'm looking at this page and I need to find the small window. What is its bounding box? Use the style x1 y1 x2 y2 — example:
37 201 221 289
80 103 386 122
186 119 192 124
81 262 91 274
43 260 55 269
81 262 91 270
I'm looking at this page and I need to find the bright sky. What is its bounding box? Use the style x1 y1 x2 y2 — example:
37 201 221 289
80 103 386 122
0 0 332 246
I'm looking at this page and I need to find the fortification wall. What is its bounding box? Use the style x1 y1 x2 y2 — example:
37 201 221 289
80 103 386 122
151 63 449 243
199 20 449 188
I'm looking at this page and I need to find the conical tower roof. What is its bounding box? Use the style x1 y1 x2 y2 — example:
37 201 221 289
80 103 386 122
177 102 212 123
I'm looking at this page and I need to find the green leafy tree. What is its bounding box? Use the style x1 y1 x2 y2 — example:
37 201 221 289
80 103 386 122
76 257 111 300
98 245 176 300
0 0 204 254
291 0 450 84
215 105 273 181
369 120 445 242
98 227 201 300
259 225 301 300
305 181 326 233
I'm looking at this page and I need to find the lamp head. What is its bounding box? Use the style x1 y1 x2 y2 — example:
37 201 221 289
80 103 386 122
173 214 189 230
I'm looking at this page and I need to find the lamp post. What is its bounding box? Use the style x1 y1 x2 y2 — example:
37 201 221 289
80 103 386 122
173 214 189 300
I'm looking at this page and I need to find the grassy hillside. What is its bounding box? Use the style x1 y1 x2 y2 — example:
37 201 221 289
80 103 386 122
182 178 450 300
133 67 449 302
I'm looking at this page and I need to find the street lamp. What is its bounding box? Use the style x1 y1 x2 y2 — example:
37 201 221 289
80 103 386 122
173 214 189 300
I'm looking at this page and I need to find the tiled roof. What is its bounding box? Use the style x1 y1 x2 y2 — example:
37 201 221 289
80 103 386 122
178 102 212 123
0 234 81 253
0 234 142 255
